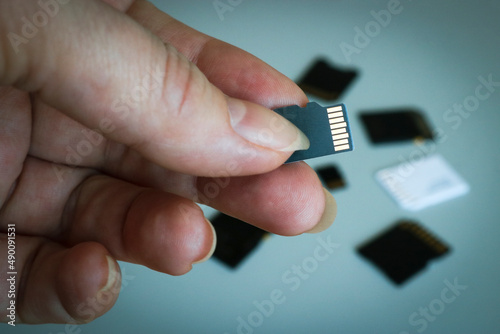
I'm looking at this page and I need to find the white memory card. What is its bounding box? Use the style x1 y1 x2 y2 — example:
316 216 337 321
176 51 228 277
375 154 470 211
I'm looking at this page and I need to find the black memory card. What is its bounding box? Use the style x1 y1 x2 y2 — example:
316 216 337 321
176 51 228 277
211 212 269 269
360 109 434 144
316 165 347 190
297 58 358 100
357 220 450 285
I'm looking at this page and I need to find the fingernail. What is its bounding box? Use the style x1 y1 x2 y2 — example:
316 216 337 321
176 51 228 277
100 256 121 293
227 97 310 152
194 218 217 264
307 188 337 233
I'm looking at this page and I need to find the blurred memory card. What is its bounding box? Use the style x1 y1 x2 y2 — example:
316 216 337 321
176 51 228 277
211 212 269 269
316 165 346 190
274 102 354 163
360 109 433 144
357 220 450 285
375 154 470 211
297 58 358 100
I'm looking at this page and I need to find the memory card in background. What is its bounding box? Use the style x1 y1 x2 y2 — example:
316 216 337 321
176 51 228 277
297 58 358 100
210 212 269 269
357 220 451 285
375 154 470 211
316 165 347 190
360 108 434 144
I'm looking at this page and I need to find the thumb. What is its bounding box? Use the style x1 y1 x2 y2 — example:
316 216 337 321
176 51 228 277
0 0 309 176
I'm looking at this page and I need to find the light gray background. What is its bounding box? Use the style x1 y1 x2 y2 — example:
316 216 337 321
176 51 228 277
7 0 500 333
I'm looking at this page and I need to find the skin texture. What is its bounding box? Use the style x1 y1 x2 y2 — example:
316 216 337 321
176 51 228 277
0 0 334 324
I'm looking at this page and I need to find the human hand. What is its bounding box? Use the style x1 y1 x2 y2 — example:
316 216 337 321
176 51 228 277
0 0 337 324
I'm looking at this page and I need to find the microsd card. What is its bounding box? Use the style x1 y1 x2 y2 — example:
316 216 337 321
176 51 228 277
297 58 358 100
357 220 451 285
273 102 354 163
316 165 346 190
211 212 269 269
360 109 434 144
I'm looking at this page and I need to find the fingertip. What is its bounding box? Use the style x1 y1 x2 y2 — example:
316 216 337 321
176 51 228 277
273 163 327 236
306 188 337 234
199 161 326 236
100 255 122 296
227 96 310 153
193 218 217 265
57 242 120 323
